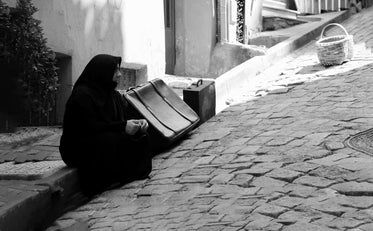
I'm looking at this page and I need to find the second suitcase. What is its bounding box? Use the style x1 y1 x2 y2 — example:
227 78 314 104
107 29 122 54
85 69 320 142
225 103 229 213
122 78 200 152
183 79 216 125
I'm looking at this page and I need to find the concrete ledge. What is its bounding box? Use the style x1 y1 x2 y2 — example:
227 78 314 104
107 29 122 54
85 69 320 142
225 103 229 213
0 168 86 231
0 182 50 231
215 10 350 112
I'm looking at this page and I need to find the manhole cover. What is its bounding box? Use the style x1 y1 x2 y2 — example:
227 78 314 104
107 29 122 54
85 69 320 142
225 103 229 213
345 128 373 155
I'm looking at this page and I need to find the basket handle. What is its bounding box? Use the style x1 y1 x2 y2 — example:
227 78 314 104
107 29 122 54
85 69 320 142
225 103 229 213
320 23 349 39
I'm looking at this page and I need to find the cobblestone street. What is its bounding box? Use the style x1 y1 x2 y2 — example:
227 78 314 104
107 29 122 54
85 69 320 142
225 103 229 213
45 8 373 231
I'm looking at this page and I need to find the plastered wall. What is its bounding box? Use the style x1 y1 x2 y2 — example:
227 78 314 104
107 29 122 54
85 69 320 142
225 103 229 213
245 0 263 37
5 0 166 84
174 0 217 77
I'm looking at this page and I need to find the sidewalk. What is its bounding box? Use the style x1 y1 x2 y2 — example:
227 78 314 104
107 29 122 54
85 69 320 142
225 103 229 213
1 8 373 231
0 128 86 231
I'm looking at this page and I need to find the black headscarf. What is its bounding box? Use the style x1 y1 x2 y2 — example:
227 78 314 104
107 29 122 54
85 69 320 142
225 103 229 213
61 54 126 137
74 54 121 92
77 54 124 119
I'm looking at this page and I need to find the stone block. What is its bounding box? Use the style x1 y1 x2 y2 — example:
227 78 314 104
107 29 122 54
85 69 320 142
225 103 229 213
179 175 211 184
253 203 287 218
244 214 272 230
327 217 365 229
284 162 319 173
267 168 302 183
359 223 373 231
332 182 373 196
285 184 317 198
251 176 287 188
209 174 234 185
117 63 147 90
293 176 336 188
282 222 336 231
272 196 304 208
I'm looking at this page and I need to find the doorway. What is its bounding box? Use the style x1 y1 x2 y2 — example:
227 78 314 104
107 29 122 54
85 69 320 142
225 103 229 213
164 0 175 74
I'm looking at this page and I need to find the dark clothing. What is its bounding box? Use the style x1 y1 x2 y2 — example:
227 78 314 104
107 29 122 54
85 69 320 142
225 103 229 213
59 54 152 196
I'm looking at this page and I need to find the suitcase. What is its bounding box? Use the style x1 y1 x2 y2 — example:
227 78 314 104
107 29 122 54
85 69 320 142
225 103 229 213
122 78 200 152
183 79 216 125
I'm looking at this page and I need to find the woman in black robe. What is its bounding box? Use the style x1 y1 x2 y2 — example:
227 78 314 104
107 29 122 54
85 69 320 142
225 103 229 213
59 54 152 196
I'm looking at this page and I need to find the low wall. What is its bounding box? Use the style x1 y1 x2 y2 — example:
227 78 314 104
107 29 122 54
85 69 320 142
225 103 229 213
208 42 267 78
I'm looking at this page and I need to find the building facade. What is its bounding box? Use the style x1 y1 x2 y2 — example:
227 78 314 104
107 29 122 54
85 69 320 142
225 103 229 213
5 0 166 123
4 0 264 123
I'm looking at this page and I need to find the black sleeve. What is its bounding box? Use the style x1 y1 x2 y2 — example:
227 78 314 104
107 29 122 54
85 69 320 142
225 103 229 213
67 91 127 133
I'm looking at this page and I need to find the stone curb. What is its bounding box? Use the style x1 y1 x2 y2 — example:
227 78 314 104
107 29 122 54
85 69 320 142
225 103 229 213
0 168 87 231
0 10 352 231
215 10 351 113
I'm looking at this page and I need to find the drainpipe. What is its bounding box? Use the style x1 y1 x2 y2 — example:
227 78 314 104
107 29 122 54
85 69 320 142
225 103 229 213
215 0 220 43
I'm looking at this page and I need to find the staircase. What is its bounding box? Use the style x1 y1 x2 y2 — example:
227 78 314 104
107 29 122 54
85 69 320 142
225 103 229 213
262 0 300 19
296 0 351 14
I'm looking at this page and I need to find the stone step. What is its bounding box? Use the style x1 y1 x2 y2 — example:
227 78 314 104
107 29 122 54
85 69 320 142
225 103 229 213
263 5 300 20
263 0 287 9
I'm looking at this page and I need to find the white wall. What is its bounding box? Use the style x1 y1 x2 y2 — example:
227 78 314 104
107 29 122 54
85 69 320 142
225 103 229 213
228 0 238 43
5 0 166 84
174 0 217 77
120 0 165 80
245 0 263 38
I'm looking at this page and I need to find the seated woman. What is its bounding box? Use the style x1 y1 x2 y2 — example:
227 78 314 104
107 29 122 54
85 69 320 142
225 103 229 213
59 54 152 196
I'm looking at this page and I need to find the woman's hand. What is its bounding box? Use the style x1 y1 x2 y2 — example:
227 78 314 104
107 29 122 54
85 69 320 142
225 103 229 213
125 120 140 135
125 119 149 135
138 119 149 133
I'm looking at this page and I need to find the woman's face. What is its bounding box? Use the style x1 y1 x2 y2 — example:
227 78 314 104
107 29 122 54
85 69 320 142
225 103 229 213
112 65 122 84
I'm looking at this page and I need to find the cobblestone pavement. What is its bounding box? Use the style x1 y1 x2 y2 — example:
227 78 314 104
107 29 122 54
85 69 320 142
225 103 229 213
47 9 373 231
0 127 63 180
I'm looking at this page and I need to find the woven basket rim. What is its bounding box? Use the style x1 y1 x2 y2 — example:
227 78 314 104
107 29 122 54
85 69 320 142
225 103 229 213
316 35 352 47
316 35 353 47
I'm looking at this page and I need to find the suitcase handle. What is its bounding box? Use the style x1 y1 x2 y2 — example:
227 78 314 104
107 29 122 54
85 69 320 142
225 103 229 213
193 79 203 87
127 81 148 91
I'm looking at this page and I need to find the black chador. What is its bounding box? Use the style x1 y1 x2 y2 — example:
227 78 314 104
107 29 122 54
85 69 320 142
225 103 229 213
59 54 152 196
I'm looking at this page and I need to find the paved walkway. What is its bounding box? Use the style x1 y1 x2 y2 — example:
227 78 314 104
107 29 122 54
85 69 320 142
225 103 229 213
45 8 373 231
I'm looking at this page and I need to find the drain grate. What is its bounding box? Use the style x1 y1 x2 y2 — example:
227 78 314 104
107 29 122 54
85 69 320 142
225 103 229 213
345 128 373 155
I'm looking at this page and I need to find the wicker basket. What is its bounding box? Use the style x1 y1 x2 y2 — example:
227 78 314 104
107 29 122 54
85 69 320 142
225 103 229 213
316 23 354 66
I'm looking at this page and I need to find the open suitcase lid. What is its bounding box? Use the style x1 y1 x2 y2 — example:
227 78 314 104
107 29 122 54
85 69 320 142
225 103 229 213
123 78 200 139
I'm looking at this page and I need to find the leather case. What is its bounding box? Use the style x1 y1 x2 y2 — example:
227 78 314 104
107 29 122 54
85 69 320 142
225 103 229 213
123 78 200 152
183 79 216 125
